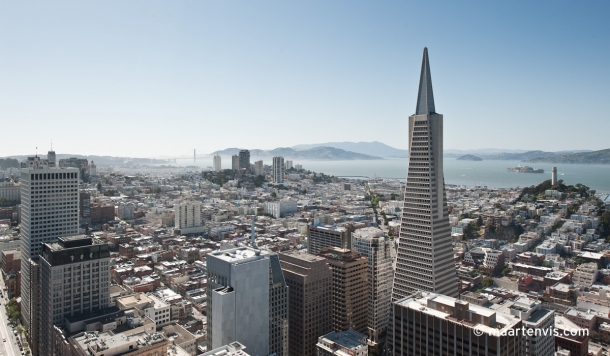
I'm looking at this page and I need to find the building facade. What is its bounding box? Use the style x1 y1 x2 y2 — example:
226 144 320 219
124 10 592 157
392 48 457 301
39 236 111 356
273 156 285 184
206 247 288 356
254 160 264 176
279 251 332 356
319 247 368 334
214 154 222 172
239 150 250 171
175 201 205 234
19 164 80 356
389 291 523 356
307 225 351 255
351 227 393 344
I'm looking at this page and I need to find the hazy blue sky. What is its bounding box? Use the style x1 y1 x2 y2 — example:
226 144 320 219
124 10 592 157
1 1 609 157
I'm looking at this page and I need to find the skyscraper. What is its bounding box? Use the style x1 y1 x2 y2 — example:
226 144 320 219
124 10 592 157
206 247 288 356
352 227 393 344
20 162 80 356
392 48 457 301
279 251 332 356
214 154 222 171
239 149 250 171
232 155 239 170
39 236 111 355
273 156 284 183
254 159 264 176
319 247 368 334
307 225 351 255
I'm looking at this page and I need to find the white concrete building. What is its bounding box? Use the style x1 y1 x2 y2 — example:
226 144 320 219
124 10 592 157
284 160 293 170
272 156 284 184
264 199 297 218
254 160 264 176
0 181 20 202
351 227 393 345
214 154 222 171
573 262 598 287
231 155 239 170
174 201 205 234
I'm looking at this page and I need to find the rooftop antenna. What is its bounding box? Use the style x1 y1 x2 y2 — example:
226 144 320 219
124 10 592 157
50 140 53 151
35 146 38 157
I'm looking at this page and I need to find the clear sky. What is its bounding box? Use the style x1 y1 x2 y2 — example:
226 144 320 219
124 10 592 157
1 1 609 158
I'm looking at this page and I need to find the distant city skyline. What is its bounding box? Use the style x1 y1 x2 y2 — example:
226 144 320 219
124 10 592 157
1 1 609 157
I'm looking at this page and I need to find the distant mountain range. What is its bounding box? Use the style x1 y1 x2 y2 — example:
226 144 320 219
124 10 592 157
211 147 382 160
292 141 409 158
211 143 609 163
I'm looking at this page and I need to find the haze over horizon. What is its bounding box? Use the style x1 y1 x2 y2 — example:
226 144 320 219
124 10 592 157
1 1 609 157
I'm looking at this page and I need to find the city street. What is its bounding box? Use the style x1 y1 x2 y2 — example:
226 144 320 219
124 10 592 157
0 278 21 356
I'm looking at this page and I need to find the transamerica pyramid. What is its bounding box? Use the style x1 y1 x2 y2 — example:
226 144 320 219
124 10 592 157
391 48 458 301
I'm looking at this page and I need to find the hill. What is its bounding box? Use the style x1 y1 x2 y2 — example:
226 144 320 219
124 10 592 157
210 146 382 160
524 148 610 164
456 154 483 161
292 141 408 157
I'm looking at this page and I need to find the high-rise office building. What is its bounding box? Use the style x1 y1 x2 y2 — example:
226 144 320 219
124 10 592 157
273 156 285 183
232 155 240 170
254 160 264 176
389 291 523 355
392 48 457 301
552 166 558 185
319 247 368 334
206 247 288 356
279 251 332 356
239 150 250 171
214 154 222 171
39 236 111 355
307 225 351 255
352 227 393 344
20 162 80 356
59 157 90 181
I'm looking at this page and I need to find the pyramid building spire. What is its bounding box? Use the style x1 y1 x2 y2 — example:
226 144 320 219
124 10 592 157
415 47 435 115
392 48 457 302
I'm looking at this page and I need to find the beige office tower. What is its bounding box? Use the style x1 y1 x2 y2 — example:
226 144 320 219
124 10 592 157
352 227 393 345
392 48 457 301
279 251 333 356
319 247 368 334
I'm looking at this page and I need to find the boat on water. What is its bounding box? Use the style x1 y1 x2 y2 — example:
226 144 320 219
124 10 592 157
506 165 544 174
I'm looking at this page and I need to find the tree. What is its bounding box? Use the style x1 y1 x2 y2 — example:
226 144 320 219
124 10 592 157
271 192 277 198
542 261 552 268
502 268 511 276
97 182 102 191
481 277 494 288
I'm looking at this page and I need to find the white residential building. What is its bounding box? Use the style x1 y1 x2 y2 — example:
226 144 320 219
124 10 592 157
213 154 222 171
117 202 135 220
264 200 297 218
285 160 293 170
175 201 205 234
254 160 264 176
232 155 239 170
573 262 598 287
